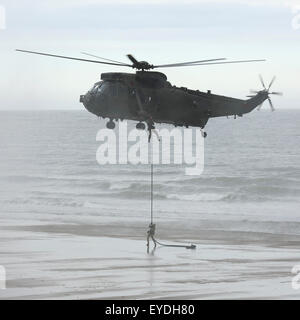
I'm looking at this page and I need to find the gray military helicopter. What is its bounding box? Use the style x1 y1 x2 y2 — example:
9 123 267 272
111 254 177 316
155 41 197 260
16 50 282 140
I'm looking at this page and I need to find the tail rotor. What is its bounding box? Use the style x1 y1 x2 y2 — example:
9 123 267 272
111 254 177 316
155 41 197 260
249 75 282 111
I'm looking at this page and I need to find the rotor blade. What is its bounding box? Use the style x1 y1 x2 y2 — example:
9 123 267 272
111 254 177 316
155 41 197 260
153 58 226 68
247 95 255 97
259 74 267 89
127 54 139 65
270 91 283 96
195 59 266 65
257 103 263 111
267 97 275 112
155 59 266 68
250 90 260 94
16 49 132 67
81 52 127 65
268 76 276 90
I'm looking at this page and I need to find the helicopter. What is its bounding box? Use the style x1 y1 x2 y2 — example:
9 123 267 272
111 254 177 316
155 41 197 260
16 50 282 140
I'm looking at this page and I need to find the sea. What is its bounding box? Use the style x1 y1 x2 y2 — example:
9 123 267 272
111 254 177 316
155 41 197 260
0 109 300 299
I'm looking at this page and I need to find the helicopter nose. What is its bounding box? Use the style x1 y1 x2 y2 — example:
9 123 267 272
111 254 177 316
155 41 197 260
80 92 108 116
80 92 95 113
80 91 91 104
80 94 85 103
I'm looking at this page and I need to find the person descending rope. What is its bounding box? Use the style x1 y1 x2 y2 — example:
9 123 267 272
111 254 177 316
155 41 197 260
147 120 154 143
146 118 160 143
147 222 156 249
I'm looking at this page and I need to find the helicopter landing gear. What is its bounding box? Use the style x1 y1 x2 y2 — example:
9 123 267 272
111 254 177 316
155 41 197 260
106 119 115 129
136 122 146 130
200 128 207 138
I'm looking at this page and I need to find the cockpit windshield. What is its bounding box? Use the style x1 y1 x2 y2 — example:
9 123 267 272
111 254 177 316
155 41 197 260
89 81 103 93
89 81 127 97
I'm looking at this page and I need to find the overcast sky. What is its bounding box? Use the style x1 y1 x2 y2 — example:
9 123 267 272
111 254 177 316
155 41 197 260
0 0 299 109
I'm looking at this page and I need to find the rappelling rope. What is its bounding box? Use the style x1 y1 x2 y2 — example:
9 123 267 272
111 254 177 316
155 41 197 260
153 238 196 250
147 133 196 250
150 162 153 225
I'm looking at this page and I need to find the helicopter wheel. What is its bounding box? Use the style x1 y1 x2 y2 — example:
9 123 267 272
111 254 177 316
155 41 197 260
136 122 146 130
106 119 115 130
200 128 207 138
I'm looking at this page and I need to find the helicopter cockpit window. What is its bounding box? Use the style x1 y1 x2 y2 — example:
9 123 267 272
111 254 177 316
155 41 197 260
90 82 103 94
93 81 127 97
105 82 119 97
105 82 126 97
92 85 99 93
97 82 110 94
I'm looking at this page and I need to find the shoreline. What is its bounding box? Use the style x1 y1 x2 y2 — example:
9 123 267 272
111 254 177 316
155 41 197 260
1 221 300 300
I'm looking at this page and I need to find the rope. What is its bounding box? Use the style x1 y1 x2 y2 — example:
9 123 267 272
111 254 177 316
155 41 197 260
150 163 153 225
153 238 196 250
147 137 196 251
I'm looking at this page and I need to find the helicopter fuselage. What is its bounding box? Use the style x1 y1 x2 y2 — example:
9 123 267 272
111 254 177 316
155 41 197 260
80 71 268 129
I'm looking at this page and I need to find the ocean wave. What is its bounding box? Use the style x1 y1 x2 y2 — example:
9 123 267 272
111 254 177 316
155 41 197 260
4 172 299 206
107 190 167 200
26 180 300 204
167 191 297 203
5 196 84 208
178 175 299 187
167 193 225 201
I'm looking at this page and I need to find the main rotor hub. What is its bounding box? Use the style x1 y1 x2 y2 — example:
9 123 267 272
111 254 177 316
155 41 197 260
133 61 154 70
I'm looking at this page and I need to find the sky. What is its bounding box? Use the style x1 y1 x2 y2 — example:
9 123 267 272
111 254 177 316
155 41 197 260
0 0 299 109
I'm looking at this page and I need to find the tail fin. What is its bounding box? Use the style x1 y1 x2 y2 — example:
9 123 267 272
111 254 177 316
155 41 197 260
243 92 268 114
